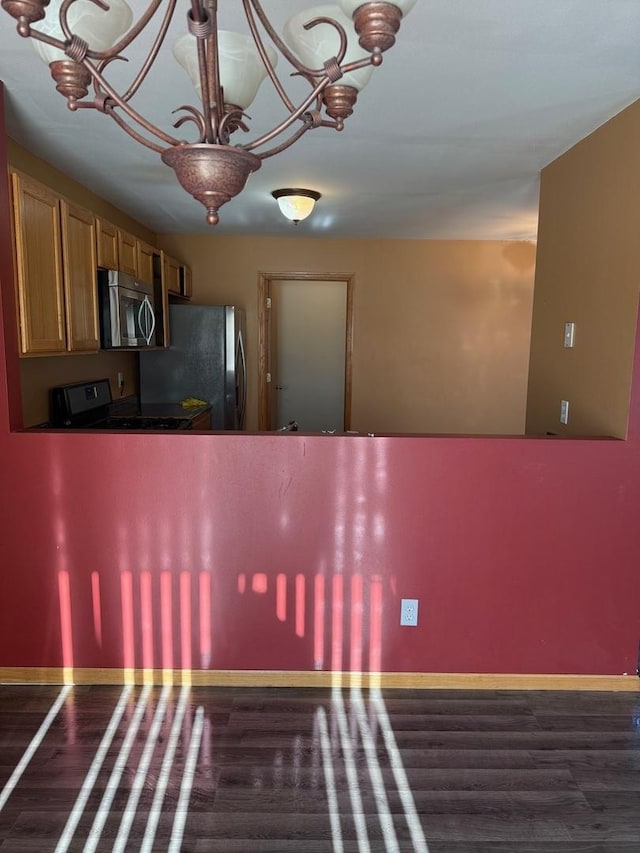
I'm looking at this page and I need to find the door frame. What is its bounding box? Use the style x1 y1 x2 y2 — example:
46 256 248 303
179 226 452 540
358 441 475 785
258 272 354 431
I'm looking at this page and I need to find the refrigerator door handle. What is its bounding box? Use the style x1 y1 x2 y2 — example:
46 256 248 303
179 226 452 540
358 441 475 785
238 329 247 429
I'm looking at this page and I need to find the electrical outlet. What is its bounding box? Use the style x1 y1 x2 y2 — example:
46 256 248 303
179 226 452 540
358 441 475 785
560 399 569 424
117 371 125 389
400 598 419 627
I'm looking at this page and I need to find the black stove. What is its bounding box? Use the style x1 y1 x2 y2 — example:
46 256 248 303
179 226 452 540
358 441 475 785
92 416 188 431
50 380 191 431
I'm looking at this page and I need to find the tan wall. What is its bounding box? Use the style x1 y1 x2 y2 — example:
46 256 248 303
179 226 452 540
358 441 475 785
7 139 156 426
158 234 535 434
20 352 137 427
526 100 640 438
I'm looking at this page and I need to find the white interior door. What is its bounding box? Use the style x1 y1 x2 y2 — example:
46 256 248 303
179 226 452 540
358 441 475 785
272 279 347 431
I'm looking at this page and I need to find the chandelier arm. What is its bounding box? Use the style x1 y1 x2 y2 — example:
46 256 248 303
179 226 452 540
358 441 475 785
99 104 167 154
242 0 298 113
247 0 348 75
253 120 314 161
76 58 182 147
53 0 178 108
117 0 178 104
246 1 350 84
242 76 331 154
57 0 166 62
330 55 377 76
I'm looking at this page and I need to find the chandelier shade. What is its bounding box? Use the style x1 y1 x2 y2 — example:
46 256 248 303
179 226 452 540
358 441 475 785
173 31 278 112
1 0 414 225
283 5 375 94
30 0 133 65
272 188 321 223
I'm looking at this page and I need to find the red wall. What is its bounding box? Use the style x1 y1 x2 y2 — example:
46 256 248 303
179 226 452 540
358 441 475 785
1 84 639 677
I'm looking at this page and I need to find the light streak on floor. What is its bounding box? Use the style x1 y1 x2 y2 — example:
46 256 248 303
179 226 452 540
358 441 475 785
112 684 172 853
371 689 430 853
316 706 344 853
0 686 71 813
54 686 132 853
0 683 429 852
140 685 191 853
348 689 401 853
331 689 371 853
83 684 153 853
168 705 205 853
319 687 430 853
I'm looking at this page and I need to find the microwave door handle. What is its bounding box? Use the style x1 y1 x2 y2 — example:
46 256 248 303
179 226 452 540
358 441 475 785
143 296 156 344
137 298 146 345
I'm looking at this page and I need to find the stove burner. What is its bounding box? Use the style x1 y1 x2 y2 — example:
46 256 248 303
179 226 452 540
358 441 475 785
98 417 189 431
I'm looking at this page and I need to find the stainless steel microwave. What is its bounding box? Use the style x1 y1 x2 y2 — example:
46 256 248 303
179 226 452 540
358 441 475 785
98 269 157 348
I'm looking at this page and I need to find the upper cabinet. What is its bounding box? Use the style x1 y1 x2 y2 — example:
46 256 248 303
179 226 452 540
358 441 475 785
162 251 182 296
136 240 155 286
60 200 99 352
10 171 186 356
96 217 140 278
95 218 118 270
161 251 193 301
117 229 137 277
11 171 99 355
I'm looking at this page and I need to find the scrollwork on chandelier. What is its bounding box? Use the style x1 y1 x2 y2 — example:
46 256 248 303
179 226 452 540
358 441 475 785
1 0 416 224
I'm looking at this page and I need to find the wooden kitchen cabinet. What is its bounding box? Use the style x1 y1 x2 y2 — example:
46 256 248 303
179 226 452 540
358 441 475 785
190 409 212 430
11 172 100 355
96 217 140 277
95 218 118 269
60 200 99 352
162 251 182 295
136 240 156 285
11 172 66 354
117 229 137 276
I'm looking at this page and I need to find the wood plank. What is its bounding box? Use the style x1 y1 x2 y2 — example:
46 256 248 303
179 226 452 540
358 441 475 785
1 667 639 691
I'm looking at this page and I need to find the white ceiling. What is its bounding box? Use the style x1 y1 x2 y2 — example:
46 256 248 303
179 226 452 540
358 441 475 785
1 1 640 240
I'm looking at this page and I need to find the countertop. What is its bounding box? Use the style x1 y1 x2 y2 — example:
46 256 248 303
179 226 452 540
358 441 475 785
109 397 211 421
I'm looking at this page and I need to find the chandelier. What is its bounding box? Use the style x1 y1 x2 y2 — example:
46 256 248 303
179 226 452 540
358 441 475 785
1 0 416 225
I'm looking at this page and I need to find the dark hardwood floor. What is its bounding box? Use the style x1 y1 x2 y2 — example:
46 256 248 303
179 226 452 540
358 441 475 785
0 683 639 851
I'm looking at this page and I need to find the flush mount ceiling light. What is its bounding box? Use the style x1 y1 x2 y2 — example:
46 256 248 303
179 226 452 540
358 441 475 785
272 188 321 224
1 0 416 226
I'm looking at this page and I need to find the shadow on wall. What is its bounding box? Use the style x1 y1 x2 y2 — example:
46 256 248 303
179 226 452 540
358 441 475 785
502 241 537 273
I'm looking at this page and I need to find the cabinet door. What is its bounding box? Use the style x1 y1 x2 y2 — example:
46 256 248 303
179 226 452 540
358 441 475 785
96 218 118 269
180 264 193 299
60 200 99 352
118 229 138 277
11 172 66 354
190 410 211 430
163 252 181 295
136 240 156 285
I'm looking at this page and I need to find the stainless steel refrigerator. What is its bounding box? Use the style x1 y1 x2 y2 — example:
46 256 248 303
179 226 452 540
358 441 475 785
139 304 246 430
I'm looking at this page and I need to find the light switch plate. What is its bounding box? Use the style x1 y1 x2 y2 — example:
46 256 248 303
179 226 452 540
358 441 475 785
564 322 575 348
